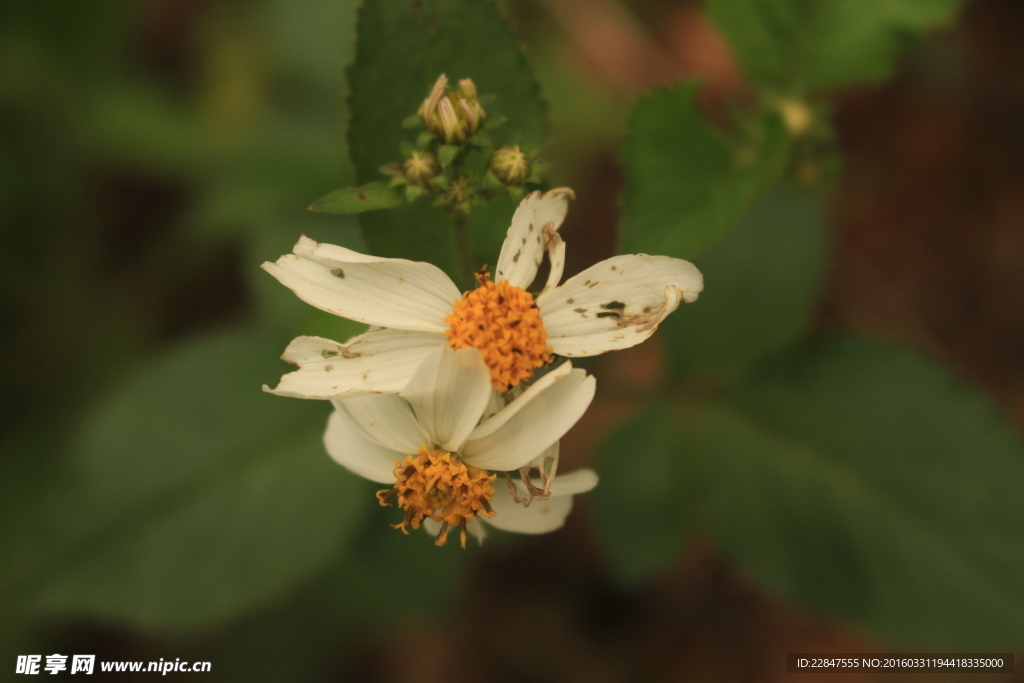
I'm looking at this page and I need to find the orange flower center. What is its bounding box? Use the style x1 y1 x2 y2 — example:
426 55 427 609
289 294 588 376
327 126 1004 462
444 273 553 390
376 446 497 548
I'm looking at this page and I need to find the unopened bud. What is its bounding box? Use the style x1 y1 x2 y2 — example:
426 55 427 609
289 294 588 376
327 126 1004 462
404 151 439 186
458 78 477 100
777 97 812 136
419 74 486 144
445 176 475 211
490 146 530 186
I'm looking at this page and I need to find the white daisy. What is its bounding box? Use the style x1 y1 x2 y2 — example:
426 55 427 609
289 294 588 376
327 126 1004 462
262 188 703 397
325 345 597 547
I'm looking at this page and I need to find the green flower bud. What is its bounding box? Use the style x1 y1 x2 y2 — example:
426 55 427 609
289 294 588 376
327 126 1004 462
489 145 530 186
418 74 486 145
444 176 475 212
403 150 439 186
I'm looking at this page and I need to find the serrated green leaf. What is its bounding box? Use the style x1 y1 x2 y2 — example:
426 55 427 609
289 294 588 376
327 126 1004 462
308 182 403 214
702 336 1024 645
28 329 368 629
620 84 788 259
594 406 701 583
347 0 546 283
705 0 963 90
665 185 827 381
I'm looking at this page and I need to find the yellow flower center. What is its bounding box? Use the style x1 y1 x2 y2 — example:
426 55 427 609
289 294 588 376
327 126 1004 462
444 273 553 390
376 445 497 548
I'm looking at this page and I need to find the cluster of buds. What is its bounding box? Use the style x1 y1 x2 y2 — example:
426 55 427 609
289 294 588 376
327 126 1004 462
381 74 549 213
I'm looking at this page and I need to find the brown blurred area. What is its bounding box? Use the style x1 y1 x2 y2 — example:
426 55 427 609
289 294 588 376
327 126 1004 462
334 1 1024 681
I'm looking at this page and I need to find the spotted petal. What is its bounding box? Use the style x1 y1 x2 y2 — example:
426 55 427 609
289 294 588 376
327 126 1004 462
399 346 491 452
459 363 595 471
536 254 703 357
262 236 460 333
331 394 429 455
494 188 574 289
323 408 402 484
486 469 598 534
263 329 447 399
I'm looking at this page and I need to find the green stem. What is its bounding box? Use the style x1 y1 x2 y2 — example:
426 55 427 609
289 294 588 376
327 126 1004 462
452 212 476 290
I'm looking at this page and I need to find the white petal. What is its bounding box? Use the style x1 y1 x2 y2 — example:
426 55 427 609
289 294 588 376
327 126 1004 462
262 236 460 333
539 230 566 296
459 364 595 471
494 188 574 289
332 394 429 455
548 468 599 495
536 254 703 356
263 330 446 399
399 346 491 452
323 409 402 484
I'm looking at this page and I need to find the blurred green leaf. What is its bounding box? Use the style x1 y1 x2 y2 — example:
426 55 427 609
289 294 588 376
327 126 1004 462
705 0 963 91
703 336 1024 645
594 406 701 583
309 181 403 214
347 0 547 281
665 185 828 382
620 84 788 260
29 328 368 629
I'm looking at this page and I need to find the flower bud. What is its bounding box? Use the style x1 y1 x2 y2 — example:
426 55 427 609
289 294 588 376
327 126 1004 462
445 176 475 212
419 74 486 145
777 97 812 136
489 145 530 186
403 151 439 186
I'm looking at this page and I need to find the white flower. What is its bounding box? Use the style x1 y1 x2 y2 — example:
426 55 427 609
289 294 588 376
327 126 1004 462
326 345 597 547
262 188 703 397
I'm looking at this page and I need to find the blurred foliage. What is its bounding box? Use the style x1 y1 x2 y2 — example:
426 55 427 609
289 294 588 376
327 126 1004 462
619 84 789 258
664 185 828 382
4 0 1023 676
601 0 1024 648
595 405 701 583
705 0 963 91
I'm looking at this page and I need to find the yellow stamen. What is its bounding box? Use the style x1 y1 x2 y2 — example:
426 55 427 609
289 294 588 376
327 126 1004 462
376 446 497 549
444 273 553 390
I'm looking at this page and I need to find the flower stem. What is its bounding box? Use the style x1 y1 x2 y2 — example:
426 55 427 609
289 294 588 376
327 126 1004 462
452 212 475 290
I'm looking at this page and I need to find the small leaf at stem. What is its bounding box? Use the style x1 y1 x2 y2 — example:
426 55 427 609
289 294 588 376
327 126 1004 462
308 182 403 214
438 144 459 167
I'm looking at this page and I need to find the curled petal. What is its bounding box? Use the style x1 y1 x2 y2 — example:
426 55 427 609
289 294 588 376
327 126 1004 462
495 188 574 290
536 254 703 357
